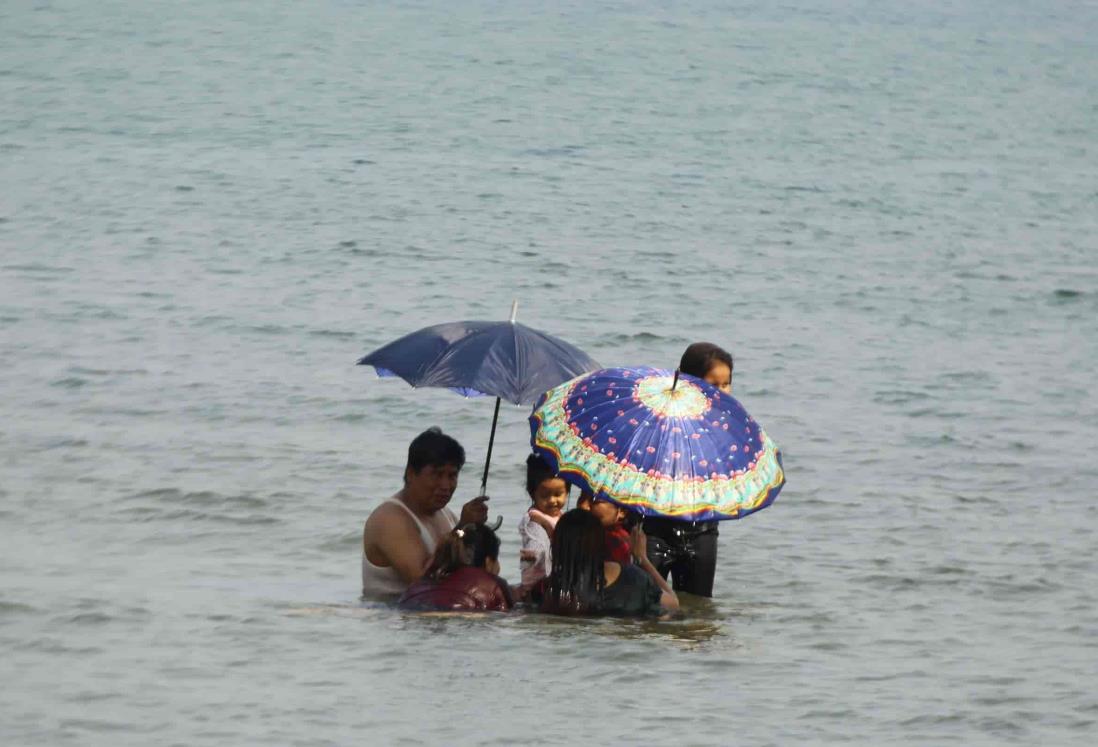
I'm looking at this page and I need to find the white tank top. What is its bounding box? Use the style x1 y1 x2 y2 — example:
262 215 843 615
361 495 458 599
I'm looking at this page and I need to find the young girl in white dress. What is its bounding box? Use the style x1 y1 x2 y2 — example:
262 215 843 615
517 455 568 590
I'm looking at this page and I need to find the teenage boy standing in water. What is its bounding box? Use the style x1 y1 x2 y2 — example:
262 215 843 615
643 342 734 598
361 427 489 600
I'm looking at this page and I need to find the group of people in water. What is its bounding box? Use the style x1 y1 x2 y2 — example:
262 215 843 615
361 342 736 617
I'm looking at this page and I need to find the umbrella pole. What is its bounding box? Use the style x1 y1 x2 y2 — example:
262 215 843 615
479 298 515 495
480 396 502 495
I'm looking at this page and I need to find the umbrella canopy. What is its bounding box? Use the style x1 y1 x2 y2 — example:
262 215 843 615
358 319 600 406
358 307 600 495
530 366 785 522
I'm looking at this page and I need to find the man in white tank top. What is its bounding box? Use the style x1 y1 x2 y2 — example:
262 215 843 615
362 428 489 599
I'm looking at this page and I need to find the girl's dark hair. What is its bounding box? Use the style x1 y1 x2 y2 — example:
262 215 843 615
679 342 733 379
541 509 606 615
525 454 566 499
405 427 466 479
423 523 500 580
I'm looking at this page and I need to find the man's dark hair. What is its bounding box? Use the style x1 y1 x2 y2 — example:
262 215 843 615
405 427 465 478
679 341 733 379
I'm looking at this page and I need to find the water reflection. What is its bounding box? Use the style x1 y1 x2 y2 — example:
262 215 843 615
285 580 778 654
284 593 740 648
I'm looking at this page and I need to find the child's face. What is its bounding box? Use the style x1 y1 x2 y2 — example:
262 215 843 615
532 477 568 517
589 498 624 527
704 362 732 394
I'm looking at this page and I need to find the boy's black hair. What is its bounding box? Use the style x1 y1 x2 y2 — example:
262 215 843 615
679 342 733 378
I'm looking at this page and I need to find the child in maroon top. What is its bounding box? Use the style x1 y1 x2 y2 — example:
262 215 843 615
398 524 513 612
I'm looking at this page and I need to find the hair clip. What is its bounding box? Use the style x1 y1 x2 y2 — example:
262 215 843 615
454 528 465 538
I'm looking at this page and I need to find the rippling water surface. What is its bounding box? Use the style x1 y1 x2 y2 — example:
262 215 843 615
2 1 1097 744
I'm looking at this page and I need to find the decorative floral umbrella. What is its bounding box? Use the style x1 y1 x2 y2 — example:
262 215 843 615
530 366 784 521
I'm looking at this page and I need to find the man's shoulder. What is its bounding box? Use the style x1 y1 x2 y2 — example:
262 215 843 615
364 498 417 536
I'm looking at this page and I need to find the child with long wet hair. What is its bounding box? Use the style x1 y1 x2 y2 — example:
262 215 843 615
542 509 678 617
541 509 607 615
397 524 513 612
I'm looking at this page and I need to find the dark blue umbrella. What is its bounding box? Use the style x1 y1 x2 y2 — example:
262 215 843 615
358 303 600 493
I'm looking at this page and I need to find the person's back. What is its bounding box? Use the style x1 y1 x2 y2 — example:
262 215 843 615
398 566 511 612
396 523 513 612
599 563 663 617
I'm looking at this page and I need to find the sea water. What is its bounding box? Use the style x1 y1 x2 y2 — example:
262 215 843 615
2 1 1096 744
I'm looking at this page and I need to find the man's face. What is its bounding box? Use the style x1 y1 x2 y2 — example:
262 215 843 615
405 463 461 513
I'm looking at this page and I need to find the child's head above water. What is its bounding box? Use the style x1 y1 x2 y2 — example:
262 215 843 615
577 490 626 528
425 523 502 579
680 341 734 394
526 454 569 518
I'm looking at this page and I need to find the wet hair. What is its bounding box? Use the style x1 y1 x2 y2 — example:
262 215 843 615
525 454 567 500
423 523 501 581
405 427 465 480
679 342 733 379
541 509 606 615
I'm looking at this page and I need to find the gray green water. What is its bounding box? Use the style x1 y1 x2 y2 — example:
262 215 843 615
2 1 1097 744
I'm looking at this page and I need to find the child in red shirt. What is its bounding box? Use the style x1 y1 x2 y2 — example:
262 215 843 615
577 491 634 566
576 492 675 602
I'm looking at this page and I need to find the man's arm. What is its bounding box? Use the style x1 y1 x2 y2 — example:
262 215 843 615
363 505 431 585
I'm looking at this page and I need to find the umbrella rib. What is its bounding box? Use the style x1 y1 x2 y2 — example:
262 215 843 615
510 322 522 402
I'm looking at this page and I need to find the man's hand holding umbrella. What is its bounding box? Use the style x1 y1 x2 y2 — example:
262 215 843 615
458 494 490 526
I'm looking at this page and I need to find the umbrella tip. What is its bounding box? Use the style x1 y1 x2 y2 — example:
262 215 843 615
509 299 518 323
